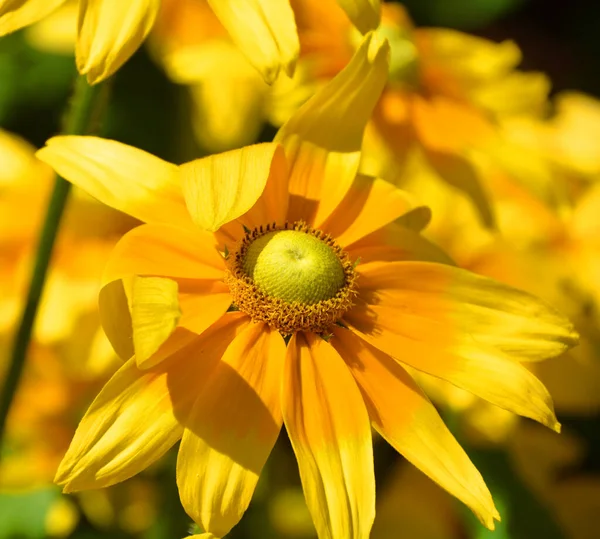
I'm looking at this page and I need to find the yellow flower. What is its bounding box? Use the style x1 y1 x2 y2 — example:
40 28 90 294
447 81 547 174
0 0 380 84
38 34 577 537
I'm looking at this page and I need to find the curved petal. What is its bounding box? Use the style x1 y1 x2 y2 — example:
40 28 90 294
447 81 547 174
177 322 285 537
55 312 248 492
206 0 298 84
345 299 561 431
37 136 192 228
356 261 579 360
331 327 499 529
0 0 66 36
131 276 180 368
320 175 414 247
336 0 380 34
98 278 134 360
275 32 389 227
77 0 160 84
102 223 225 286
283 332 375 539
180 143 288 232
345 222 454 265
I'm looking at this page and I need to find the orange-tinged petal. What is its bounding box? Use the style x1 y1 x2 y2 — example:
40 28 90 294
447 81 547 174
206 0 298 84
331 327 499 529
131 276 180 369
320 174 414 247
345 300 561 431
77 0 160 84
0 0 66 36
336 0 380 34
356 261 578 360
275 32 389 227
177 322 285 537
180 143 288 232
102 223 225 285
37 136 192 228
56 312 248 492
345 222 454 265
283 332 375 539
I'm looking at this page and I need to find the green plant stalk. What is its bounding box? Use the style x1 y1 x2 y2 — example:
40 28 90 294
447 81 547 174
0 75 111 455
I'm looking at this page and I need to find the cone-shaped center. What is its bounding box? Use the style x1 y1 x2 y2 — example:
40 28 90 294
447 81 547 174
242 230 346 304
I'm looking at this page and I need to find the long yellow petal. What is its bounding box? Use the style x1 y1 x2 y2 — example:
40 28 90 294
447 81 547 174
177 322 285 537
319 174 414 247
356 261 578 360
346 300 561 431
37 136 192 228
0 0 66 36
55 312 248 492
180 143 288 232
331 327 499 529
336 0 380 34
206 0 298 84
275 31 389 227
77 0 160 84
283 332 375 539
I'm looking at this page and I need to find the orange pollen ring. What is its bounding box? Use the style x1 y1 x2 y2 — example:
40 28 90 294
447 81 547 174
224 221 358 334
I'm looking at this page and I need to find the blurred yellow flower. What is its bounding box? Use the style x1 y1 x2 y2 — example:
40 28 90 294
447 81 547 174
37 34 578 537
1 0 381 84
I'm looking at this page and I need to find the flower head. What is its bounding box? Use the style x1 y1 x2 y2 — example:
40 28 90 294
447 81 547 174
38 33 578 538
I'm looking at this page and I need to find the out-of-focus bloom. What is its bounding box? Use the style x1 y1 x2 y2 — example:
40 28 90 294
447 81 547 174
398 94 600 443
0 129 143 534
285 1 549 227
149 0 316 153
0 0 380 84
510 423 600 539
38 34 578 537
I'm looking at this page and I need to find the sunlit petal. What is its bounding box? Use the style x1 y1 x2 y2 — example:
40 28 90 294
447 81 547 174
332 327 499 529
177 322 285 537
283 332 375 539
0 0 66 36
37 136 192 228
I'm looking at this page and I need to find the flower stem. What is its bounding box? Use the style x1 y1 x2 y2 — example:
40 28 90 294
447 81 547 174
0 76 111 455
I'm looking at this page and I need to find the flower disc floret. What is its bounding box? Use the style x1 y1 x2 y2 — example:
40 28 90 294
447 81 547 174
225 222 358 334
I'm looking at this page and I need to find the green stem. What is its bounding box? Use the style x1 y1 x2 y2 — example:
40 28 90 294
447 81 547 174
0 76 111 455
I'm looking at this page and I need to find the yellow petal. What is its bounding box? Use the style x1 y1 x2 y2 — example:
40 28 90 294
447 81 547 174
346 299 561 431
320 174 414 247
336 0 380 34
180 143 288 232
102 223 225 286
56 312 248 492
275 31 389 227
206 0 298 84
331 327 499 529
37 136 192 228
356 261 578 360
77 0 160 84
0 0 66 36
131 276 180 369
283 332 375 539
177 322 285 537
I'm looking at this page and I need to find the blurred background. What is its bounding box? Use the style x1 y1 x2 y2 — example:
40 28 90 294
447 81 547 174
1 0 600 538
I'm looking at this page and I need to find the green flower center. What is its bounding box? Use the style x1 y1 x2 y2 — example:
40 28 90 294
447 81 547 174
242 230 346 304
224 222 358 334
